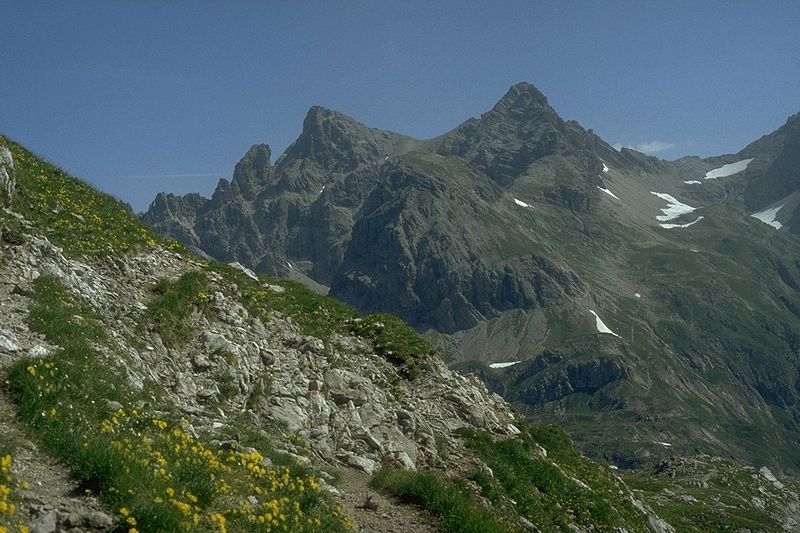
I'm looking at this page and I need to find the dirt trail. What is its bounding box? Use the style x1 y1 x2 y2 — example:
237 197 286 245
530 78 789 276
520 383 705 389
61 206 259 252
335 470 439 533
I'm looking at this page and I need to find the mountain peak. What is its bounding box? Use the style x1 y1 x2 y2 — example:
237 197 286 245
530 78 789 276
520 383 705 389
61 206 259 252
231 143 272 197
235 143 272 174
301 105 356 134
493 82 552 115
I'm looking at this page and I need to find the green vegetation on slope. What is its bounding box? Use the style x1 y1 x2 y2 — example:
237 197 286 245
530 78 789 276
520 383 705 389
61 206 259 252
140 271 211 348
4 133 435 373
348 313 435 378
212 263 434 378
6 276 351 532
624 457 795 532
1 135 176 257
373 423 652 533
371 469 515 533
461 424 650 532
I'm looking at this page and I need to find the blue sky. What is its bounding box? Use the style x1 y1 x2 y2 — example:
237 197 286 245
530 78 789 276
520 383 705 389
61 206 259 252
1 1 798 211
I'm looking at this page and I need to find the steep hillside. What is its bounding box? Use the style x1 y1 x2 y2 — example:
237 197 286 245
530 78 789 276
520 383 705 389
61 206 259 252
1 136 754 531
142 84 800 475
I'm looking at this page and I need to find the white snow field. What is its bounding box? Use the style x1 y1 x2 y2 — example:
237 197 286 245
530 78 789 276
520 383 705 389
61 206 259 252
597 186 619 200
704 158 753 180
683 180 701 185
752 206 784 229
514 198 532 208
650 192 697 221
489 361 522 369
751 191 797 230
660 216 705 229
602 163 609 173
589 310 619 337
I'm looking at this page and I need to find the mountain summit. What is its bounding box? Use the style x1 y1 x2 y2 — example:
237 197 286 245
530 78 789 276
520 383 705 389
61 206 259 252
435 81 619 185
143 84 800 474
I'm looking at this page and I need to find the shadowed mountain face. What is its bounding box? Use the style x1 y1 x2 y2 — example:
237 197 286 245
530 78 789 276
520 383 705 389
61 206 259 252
143 83 800 471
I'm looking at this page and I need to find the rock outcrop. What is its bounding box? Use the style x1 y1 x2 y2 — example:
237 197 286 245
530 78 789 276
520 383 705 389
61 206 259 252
0 218 518 477
1 141 14 205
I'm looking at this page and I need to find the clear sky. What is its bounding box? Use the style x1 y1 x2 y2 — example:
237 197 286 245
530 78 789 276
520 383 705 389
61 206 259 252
1 1 798 211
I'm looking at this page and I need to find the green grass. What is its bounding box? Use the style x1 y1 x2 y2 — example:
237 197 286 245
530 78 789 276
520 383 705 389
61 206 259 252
348 314 434 378
623 460 790 532
27 276 107 345
372 423 654 533
6 276 351 532
0 209 26 246
2 135 179 257
224 268 359 341
140 271 210 348
370 469 516 533
212 263 434 378
459 424 651 532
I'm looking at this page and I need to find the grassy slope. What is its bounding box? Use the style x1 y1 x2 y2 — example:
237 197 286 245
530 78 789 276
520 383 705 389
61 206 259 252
372 422 654 533
433 186 800 470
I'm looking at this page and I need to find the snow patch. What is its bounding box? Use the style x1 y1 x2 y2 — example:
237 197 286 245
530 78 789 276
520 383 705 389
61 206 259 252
514 198 532 208
656 441 672 447
589 310 619 337
489 361 522 369
602 163 609 173
683 180 701 185
750 191 796 230
319 185 326 194
650 192 697 221
286 262 292 269
660 216 704 229
704 158 753 180
634 293 641 298
597 186 619 200
752 205 785 229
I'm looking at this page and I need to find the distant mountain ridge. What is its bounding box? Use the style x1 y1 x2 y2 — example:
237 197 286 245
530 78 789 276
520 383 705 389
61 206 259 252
143 83 800 472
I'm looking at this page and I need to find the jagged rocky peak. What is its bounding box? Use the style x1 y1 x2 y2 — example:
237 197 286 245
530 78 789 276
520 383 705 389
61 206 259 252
490 81 554 118
145 191 208 220
436 81 621 185
280 106 376 167
278 105 425 176
231 143 272 197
